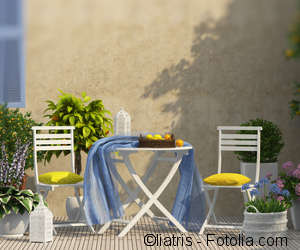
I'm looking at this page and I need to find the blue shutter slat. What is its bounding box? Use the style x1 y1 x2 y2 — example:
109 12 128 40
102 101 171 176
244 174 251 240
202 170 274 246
0 0 24 107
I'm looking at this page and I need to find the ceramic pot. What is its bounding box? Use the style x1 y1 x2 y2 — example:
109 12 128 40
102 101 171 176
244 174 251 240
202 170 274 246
242 207 287 241
290 200 300 230
0 211 29 238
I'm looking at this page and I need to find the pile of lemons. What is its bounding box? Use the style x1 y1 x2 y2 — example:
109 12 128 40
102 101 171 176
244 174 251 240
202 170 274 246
145 133 184 147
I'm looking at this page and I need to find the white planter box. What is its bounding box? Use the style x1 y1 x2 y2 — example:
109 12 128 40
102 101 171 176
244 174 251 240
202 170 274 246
242 210 287 241
240 162 278 183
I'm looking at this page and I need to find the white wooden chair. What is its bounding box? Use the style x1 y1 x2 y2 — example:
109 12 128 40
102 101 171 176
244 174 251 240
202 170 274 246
199 126 262 234
32 126 93 231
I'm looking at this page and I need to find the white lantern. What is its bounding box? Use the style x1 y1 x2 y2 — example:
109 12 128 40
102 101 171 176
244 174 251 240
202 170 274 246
30 195 53 243
114 108 131 136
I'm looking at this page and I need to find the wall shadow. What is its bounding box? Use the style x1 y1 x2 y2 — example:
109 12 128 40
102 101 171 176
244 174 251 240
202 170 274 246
141 0 300 216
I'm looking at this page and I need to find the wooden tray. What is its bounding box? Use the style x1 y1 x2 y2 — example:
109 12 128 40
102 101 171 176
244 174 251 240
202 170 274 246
138 134 175 148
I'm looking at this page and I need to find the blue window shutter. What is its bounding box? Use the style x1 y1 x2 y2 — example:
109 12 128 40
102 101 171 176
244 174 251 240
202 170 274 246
0 0 25 108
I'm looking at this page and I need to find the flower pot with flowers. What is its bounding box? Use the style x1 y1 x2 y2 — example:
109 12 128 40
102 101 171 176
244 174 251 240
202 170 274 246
241 175 291 241
0 141 46 237
276 161 300 230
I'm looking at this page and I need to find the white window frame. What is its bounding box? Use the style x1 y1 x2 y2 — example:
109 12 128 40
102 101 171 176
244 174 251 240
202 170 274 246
0 0 25 107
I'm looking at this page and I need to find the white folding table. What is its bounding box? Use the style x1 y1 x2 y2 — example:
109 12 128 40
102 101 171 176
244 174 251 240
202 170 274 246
98 146 193 237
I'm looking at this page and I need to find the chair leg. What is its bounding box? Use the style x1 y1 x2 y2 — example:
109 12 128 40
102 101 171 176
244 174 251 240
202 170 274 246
204 189 217 224
98 222 112 234
199 189 219 234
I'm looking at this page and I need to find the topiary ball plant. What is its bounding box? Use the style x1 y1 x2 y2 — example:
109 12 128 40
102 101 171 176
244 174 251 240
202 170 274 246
234 118 284 163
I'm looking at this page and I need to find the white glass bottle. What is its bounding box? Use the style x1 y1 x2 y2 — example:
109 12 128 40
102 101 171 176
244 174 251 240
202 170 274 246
114 108 131 136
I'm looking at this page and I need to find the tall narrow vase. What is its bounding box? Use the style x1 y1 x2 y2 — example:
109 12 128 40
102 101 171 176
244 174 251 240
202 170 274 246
290 200 300 230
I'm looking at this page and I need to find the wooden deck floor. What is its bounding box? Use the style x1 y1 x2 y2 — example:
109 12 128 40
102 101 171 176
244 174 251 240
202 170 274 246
0 216 299 249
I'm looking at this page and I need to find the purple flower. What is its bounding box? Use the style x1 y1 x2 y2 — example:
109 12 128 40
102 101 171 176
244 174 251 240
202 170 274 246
281 189 290 197
242 183 250 190
276 179 285 189
250 189 259 197
265 173 272 180
270 183 281 194
282 161 295 176
277 196 284 202
295 184 300 196
292 168 300 179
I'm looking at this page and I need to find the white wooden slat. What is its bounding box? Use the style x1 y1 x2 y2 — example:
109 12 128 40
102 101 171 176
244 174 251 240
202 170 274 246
221 134 257 139
35 134 72 139
221 140 257 145
221 146 257 151
36 145 72 151
32 126 75 130
35 139 72 145
217 126 262 131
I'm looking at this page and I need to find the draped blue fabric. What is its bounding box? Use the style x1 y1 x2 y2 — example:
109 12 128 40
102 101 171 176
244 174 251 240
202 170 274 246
83 136 206 231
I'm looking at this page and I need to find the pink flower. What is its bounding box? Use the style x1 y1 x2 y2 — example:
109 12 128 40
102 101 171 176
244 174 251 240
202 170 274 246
277 196 284 202
282 161 295 176
265 173 272 180
295 183 300 196
292 168 300 179
276 179 285 189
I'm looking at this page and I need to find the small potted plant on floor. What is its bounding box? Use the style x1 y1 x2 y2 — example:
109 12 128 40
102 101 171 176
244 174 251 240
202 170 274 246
276 161 300 230
235 119 284 184
242 175 291 241
0 141 45 237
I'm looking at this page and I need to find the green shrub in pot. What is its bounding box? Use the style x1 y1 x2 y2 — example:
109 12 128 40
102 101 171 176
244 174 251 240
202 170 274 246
234 118 284 163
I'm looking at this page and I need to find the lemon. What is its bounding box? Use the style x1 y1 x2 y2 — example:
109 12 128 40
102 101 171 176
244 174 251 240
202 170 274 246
153 134 162 140
164 134 171 140
146 134 153 139
176 139 184 147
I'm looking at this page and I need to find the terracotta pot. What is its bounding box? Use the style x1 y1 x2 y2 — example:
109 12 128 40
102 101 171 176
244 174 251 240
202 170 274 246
20 174 27 190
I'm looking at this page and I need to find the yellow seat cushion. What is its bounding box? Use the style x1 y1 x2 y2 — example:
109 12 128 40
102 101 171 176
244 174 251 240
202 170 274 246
39 171 83 185
203 173 251 186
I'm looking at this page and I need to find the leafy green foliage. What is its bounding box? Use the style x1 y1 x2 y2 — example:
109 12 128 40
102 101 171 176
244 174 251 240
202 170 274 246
43 90 113 173
0 186 47 219
289 82 300 118
0 104 44 170
234 119 284 163
287 5 300 117
246 198 290 213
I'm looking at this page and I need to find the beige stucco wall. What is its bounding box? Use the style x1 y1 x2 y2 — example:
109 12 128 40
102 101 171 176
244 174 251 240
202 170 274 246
25 0 300 218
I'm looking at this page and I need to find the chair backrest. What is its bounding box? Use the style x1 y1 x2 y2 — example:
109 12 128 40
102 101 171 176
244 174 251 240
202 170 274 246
32 126 75 185
217 126 262 183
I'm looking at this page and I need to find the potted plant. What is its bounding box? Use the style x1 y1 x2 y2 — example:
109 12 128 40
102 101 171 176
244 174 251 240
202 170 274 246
43 90 113 175
235 119 284 186
242 176 291 241
0 186 44 237
0 141 45 237
276 161 300 230
44 90 113 220
0 104 44 188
